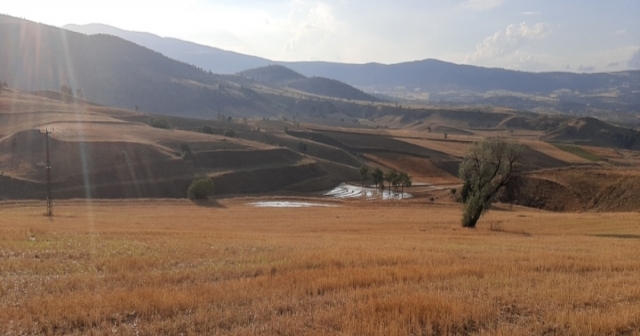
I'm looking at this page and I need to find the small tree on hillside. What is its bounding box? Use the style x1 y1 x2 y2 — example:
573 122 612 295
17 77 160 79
459 137 523 228
187 178 215 200
359 166 369 196
371 167 384 190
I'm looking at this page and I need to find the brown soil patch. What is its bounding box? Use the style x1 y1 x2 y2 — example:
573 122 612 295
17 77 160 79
512 167 640 212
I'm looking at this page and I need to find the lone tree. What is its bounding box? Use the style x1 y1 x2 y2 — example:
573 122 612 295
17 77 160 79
187 178 215 200
459 137 523 228
359 166 369 196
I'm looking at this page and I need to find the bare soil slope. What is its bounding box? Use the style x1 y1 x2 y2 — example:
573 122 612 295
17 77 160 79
509 167 640 212
0 91 358 199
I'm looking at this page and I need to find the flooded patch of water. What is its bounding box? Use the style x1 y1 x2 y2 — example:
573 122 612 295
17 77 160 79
324 183 412 200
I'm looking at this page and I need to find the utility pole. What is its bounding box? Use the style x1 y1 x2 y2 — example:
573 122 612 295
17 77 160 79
45 129 53 216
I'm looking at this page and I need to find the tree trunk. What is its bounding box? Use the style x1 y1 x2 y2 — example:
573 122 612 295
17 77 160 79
461 194 485 228
463 208 483 228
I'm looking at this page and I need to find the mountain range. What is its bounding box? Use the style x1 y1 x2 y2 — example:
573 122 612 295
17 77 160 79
1 15 378 119
1 15 639 125
63 23 272 74
64 23 640 122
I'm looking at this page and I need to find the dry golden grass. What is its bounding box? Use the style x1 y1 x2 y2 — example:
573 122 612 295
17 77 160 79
1 199 640 335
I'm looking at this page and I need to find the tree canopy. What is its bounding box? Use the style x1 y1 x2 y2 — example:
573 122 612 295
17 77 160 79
459 137 524 228
187 178 215 200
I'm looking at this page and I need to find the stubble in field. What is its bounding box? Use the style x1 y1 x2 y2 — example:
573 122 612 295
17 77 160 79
1 199 639 335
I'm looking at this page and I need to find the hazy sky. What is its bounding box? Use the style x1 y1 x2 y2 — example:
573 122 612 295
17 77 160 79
4 0 640 72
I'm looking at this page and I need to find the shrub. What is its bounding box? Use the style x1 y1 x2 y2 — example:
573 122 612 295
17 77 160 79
223 130 236 138
149 117 171 129
180 143 192 154
201 125 214 134
450 188 457 195
187 178 215 200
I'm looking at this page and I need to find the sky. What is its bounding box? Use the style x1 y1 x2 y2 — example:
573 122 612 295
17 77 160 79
3 0 640 73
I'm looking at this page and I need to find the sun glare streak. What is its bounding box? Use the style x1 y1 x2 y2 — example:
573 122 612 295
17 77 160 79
44 25 99 257
55 28 93 200
123 151 143 198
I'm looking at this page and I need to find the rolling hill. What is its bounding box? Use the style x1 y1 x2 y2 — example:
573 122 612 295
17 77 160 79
0 89 360 199
240 65 380 102
541 117 640 150
3 85 640 211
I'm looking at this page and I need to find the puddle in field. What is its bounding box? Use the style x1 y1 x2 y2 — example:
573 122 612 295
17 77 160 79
324 183 412 200
249 201 338 208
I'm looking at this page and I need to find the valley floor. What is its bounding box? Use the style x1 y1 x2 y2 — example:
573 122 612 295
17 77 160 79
1 199 639 335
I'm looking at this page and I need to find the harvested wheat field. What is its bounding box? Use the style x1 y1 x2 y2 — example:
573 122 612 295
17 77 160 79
1 199 640 335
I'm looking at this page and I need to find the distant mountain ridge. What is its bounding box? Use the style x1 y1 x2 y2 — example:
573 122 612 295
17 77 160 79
65 22 640 121
64 23 640 95
64 23 272 74
0 15 381 120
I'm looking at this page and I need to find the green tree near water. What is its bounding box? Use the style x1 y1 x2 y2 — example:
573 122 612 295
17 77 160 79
397 171 412 198
459 137 524 228
384 169 399 197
